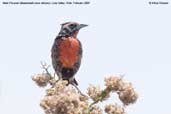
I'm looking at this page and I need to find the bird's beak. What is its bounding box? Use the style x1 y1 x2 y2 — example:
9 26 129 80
76 24 88 30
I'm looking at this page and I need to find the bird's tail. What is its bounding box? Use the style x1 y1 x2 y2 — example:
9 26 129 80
71 78 85 96
73 78 78 86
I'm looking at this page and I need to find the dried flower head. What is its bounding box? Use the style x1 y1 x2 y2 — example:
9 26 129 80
118 82 138 105
105 76 124 91
90 105 103 114
87 85 102 101
32 64 139 114
40 80 88 114
32 73 50 87
105 104 125 114
54 80 68 93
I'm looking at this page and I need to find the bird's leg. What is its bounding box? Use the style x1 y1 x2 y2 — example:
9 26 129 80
54 72 62 84
53 73 56 79
57 72 62 80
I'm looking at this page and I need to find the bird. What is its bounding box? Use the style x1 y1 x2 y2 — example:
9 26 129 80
51 22 88 86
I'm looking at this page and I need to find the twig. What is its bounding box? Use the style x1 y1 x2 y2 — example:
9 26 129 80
40 61 51 78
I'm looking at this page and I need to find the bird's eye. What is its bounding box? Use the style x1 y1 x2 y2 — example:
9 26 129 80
70 24 74 27
69 24 76 29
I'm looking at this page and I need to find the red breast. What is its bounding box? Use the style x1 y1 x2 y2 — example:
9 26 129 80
59 37 80 68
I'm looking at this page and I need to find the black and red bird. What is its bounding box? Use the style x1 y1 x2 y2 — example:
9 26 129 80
51 22 87 86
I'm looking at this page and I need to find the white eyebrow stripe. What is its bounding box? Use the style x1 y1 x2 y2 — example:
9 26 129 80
63 23 72 33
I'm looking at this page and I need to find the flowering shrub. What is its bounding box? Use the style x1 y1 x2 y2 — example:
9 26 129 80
32 63 138 114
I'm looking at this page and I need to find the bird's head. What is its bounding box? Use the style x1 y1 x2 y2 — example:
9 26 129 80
58 22 88 38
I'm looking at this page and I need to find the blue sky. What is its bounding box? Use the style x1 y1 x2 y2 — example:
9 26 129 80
0 0 171 114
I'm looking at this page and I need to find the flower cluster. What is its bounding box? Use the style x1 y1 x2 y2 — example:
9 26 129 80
32 65 138 114
105 104 125 114
104 76 124 91
104 76 138 105
32 73 50 87
118 83 138 105
40 80 88 114
90 105 103 114
87 85 102 101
